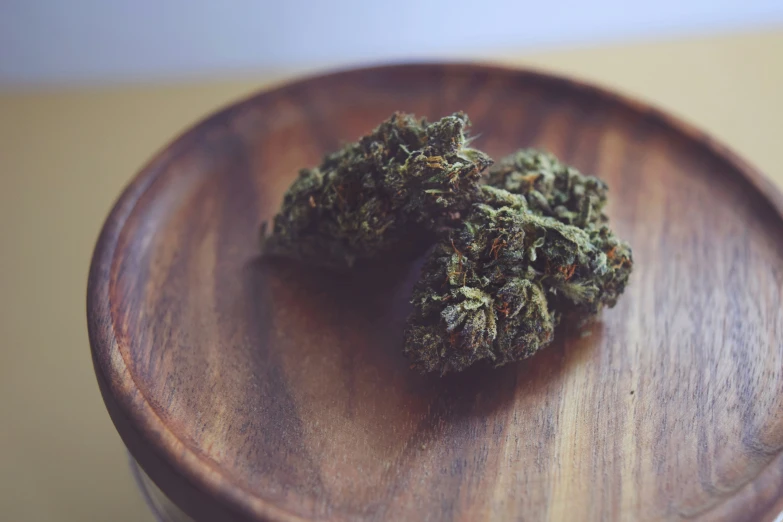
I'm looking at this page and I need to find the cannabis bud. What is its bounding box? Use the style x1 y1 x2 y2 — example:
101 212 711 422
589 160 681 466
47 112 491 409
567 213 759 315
486 148 609 228
403 186 632 374
262 112 633 374
261 112 492 269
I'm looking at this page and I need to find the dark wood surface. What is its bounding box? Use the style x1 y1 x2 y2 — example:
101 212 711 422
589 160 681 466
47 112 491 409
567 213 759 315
87 64 783 522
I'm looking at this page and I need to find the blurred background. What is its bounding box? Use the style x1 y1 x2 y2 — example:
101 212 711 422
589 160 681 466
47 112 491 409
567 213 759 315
1 1 782 521
2 0 783 87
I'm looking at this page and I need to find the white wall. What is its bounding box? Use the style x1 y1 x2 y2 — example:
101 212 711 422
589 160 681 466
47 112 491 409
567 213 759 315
1 0 782 87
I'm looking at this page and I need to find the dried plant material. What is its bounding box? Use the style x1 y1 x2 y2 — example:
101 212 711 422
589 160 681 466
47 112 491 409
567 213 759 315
262 112 492 268
261 112 633 374
487 149 608 228
404 188 632 374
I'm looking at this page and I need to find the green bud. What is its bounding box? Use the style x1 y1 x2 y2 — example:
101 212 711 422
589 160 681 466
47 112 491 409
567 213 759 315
262 112 492 268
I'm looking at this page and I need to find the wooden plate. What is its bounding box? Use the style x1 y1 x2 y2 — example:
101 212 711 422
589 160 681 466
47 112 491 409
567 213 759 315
88 64 783 522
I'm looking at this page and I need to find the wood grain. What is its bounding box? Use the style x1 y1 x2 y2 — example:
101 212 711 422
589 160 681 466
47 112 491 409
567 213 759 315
87 64 783 522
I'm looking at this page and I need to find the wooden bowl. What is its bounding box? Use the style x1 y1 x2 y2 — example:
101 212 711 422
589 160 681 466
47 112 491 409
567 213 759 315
88 64 783 522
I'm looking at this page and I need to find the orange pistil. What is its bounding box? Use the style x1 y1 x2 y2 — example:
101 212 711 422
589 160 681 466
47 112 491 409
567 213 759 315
558 264 577 280
451 239 463 266
520 173 540 186
489 237 506 260
425 155 445 169
446 239 467 286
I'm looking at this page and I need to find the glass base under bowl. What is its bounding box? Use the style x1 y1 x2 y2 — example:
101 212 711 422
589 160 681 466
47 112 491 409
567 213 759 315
129 454 195 522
